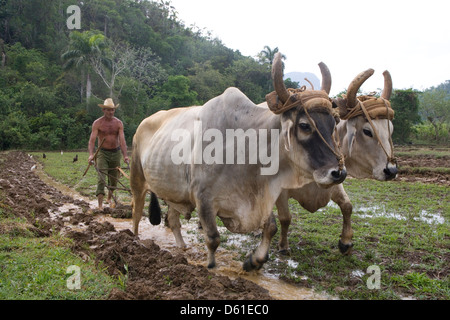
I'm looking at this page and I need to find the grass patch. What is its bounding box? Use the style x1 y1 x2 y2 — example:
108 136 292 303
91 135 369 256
0 227 120 299
395 146 450 159
219 179 449 300
32 151 131 202
273 179 449 299
399 166 450 175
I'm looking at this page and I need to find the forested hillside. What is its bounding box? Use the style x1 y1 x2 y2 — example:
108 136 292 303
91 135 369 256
0 0 279 150
1 0 447 150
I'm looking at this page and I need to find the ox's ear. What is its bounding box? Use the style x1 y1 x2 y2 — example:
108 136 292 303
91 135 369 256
281 119 294 151
346 118 358 157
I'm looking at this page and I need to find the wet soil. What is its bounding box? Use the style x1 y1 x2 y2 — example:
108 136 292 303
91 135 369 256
395 153 449 186
0 151 272 300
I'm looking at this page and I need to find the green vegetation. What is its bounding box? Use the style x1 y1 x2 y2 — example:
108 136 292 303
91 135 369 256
391 89 421 144
0 0 278 151
416 81 450 144
0 217 120 299
32 151 131 202
218 178 449 300
1 1 448 151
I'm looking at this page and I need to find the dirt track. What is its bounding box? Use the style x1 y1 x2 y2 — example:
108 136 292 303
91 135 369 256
0 151 272 300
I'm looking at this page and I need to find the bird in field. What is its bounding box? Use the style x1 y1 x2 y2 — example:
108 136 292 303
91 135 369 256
43 153 46 159
73 154 78 163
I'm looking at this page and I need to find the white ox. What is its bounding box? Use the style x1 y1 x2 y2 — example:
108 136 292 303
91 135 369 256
130 53 347 271
274 69 398 254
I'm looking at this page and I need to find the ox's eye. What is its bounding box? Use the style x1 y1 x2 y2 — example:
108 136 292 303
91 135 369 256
298 122 312 132
363 128 373 137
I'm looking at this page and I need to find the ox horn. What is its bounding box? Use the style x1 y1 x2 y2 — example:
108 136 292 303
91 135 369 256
318 62 332 94
381 70 393 100
346 68 375 108
272 52 290 104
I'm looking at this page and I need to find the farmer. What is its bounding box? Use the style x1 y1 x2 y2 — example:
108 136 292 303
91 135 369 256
88 98 129 210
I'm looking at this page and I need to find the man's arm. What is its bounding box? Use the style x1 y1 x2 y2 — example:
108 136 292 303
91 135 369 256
118 121 129 164
88 121 99 163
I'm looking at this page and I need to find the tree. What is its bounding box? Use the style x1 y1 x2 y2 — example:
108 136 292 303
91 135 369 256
150 75 198 113
390 89 421 144
419 85 450 142
284 78 300 90
61 31 111 109
92 42 167 101
257 46 285 67
188 62 234 103
226 58 271 103
92 41 131 99
0 111 31 150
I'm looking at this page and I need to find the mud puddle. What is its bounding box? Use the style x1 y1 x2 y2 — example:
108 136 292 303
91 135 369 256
35 162 334 300
109 216 334 300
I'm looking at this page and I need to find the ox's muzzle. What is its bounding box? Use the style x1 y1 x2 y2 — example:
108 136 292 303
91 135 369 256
383 161 398 180
314 166 347 188
331 168 347 184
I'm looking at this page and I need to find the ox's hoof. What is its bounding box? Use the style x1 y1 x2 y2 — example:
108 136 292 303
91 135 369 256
243 254 266 272
338 240 354 255
277 248 291 256
243 255 257 272
207 255 216 269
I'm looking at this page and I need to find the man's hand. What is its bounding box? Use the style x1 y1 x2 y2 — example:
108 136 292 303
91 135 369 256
123 156 130 164
88 155 95 164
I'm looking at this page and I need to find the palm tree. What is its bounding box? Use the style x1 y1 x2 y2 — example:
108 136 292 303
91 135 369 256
61 31 111 109
258 46 287 91
257 46 286 67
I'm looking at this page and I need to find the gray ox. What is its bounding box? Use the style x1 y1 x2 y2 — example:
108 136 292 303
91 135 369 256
130 53 346 271
275 69 398 255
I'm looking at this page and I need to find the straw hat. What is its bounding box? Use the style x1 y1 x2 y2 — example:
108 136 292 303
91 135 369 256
98 98 119 109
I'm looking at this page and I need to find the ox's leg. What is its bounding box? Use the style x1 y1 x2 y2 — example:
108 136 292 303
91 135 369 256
130 151 147 236
167 206 186 248
276 191 291 254
331 184 354 255
197 200 220 269
131 189 146 235
243 212 277 272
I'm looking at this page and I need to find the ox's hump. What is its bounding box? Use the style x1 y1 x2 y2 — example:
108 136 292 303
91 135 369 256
205 87 254 112
201 87 275 130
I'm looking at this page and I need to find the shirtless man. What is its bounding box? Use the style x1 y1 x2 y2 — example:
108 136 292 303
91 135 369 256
88 98 129 209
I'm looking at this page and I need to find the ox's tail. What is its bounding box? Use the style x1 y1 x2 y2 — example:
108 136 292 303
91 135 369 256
149 192 161 225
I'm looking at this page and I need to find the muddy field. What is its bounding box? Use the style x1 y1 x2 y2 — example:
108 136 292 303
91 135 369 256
0 150 448 299
396 155 449 186
0 151 272 300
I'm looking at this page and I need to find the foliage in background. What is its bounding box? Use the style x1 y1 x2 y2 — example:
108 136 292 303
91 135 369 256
390 89 421 144
415 82 450 144
0 0 448 149
0 0 276 150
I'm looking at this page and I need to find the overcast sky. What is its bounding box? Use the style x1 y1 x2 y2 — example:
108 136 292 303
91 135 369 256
170 0 450 96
